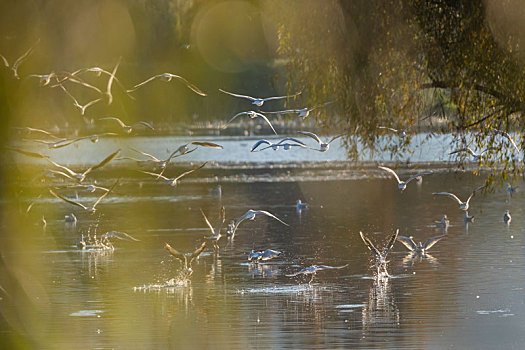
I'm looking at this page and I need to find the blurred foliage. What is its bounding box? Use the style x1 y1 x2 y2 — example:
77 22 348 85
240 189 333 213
271 0 524 180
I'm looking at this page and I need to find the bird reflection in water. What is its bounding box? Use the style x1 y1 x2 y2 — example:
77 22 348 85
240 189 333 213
248 262 280 278
402 252 440 267
362 274 400 329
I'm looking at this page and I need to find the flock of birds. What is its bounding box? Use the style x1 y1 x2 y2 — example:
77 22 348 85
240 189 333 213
3 47 524 286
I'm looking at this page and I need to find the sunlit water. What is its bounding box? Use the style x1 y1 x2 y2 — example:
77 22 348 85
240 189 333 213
2 135 524 349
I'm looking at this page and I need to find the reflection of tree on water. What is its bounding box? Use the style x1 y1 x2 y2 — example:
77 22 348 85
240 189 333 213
361 274 400 330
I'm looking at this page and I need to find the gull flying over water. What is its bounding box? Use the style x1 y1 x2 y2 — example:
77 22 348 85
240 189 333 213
139 162 207 187
201 206 225 250
0 42 37 79
45 149 121 183
396 234 446 253
297 131 343 152
219 88 300 107
164 241 207 277
6 147 120 183
98 117 154 134
231 209 289 237
28 133 117 149
128 73 207 96
248 249 281 263
286 264 348 284
378 126 409 137
49 179 119 214
432 185 485 211
226 111 278 135
250 138 308 152
360 230 399 275
449 147 490 162
378 166 433 191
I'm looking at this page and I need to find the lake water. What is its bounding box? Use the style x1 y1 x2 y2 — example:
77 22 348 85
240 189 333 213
1 134 524 349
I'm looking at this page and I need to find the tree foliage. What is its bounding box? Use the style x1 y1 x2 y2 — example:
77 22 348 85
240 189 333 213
272 0 524 180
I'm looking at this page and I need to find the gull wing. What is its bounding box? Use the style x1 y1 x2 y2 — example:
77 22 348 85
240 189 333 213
405 171 433 184
262 91 301 102
233 211 252 232
174 162 207 181
165 74 207 96
378 166 401 184
251 140 271 152
262 109 298 115
12 45 35 78
92 179 119 209
131 121 155 130
360 231 380 258
378 126 398 133
381 229 399 258
227 111 250 124
315 264 348 271
0 54 8 67
99 117 127 128
14 127 62 139
189 241 207 264
84 149 121 176
5 146 49 159
327 134 344 144
253 112 278 134
164 242 185 262
105 58 120 105
45 159 77 177
276 137 307 146
130 147 160 161
127 75 159 92
261 249 281 260
396 235 417 251
103 231 140 241
187 141 223 149
297 131 322 145
219 88 256 101
200 208 215 234
422 234 446 251
138 170 170 181
286 266 313 277
466 185 485 205
78 98 102 115
49 189 88 211
432 192 463 205
252 210 289 226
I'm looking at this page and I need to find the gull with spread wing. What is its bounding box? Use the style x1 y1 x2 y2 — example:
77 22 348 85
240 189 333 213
396 234 446 253
378 166 433 191
219 88 300 107
297 131 343 152
231 209 289 236
226 111 278 135
378 126 409 137
49 179 119 214
128 73 207 96
201 206 225 250
98 117 154 134
45 149 121 183
139 162 207 187
164 241 207 277
250 138 308 152
1 41 37 79
449 147 490 162
248 249 281 263
360 230 399 275
433 185 485 211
